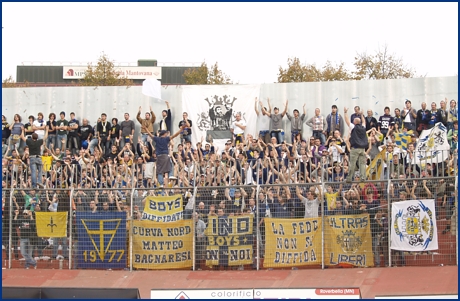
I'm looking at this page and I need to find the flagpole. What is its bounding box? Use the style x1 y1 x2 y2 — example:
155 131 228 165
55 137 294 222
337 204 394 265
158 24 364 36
8 188 14 269
387 175 392 267
69 187 74 270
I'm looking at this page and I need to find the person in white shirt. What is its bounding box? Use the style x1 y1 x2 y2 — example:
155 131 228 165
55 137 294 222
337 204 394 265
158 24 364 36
296 186 320 218
230 112 246 146
255 97 271 144
327 137 345 164
32 112 46 140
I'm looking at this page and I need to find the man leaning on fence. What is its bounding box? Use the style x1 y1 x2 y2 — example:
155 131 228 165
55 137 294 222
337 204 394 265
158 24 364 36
14 209 38 269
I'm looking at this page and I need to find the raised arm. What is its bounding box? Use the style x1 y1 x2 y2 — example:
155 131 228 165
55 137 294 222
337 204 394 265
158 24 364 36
281 99 288 117
344 107 351 128
254 97 260 116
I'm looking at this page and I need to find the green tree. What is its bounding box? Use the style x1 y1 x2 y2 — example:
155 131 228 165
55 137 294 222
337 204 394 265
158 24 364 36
184 61 232 85
2 75 29 88
277 57 351 83
352 45 416 80
79 53 133 87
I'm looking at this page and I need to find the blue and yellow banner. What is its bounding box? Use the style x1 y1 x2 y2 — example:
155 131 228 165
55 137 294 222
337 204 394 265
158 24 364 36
263 218 322 268
142 194 183 222
36 212 68 237
76 212 127 269
394 130 413 151
205 215 253 267
325 214 374 267
132 219 193 269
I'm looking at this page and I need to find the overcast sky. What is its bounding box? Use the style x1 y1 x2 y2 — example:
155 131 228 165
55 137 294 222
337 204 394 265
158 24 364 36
2 2 458 84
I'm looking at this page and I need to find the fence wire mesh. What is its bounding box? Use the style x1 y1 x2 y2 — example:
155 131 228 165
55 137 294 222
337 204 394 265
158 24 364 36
1 153 457 270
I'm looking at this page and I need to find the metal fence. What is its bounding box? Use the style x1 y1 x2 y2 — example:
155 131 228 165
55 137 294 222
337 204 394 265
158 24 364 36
2 176 457 270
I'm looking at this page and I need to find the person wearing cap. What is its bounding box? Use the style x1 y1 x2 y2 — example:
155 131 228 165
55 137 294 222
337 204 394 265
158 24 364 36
137 105 156 145
158 100 172 134
401 100 417 132
344 107 368 183
154 127 183 187
254 97 272 144
261 98 288 144
13 209 38 269
56 111 68 151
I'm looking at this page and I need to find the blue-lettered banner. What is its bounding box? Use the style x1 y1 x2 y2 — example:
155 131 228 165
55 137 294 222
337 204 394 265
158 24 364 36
205 215 254 267
142 194 183 222
391 199 438 251
325 214 374 267
76 212 127 269
132 219 193 269
263 218 322 268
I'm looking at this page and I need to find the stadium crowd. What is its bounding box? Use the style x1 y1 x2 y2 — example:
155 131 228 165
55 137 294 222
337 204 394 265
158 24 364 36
1 96 457 268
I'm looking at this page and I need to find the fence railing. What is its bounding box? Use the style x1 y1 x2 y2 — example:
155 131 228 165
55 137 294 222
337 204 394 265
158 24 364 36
2 176 457 270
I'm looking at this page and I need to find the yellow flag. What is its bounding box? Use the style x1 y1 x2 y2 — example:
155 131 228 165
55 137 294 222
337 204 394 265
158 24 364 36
132 219 193 269
325 214 374 267
35 212 68 237
263 217 322 268
366 148 386 180
142 194 183 222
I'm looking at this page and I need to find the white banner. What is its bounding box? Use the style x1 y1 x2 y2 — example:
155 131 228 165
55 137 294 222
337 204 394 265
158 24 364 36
182 85 260 149
142 78 164 103
63 66 162 79
391 199 438 251
415 122 450 164
151 289 253 299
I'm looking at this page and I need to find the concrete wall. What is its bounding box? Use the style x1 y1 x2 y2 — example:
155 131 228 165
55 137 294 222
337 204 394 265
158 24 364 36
2 76 457 144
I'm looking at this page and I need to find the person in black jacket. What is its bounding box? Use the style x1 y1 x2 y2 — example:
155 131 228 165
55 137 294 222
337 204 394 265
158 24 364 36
14 209 37 269
344 107 368 182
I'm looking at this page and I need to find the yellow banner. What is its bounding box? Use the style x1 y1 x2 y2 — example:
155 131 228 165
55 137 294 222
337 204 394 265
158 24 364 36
141 194 183 222
366 148 385 180
36 212 68 237
132 219 193 269
263 218 322 268
205 215 253 267
325 214 374 267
